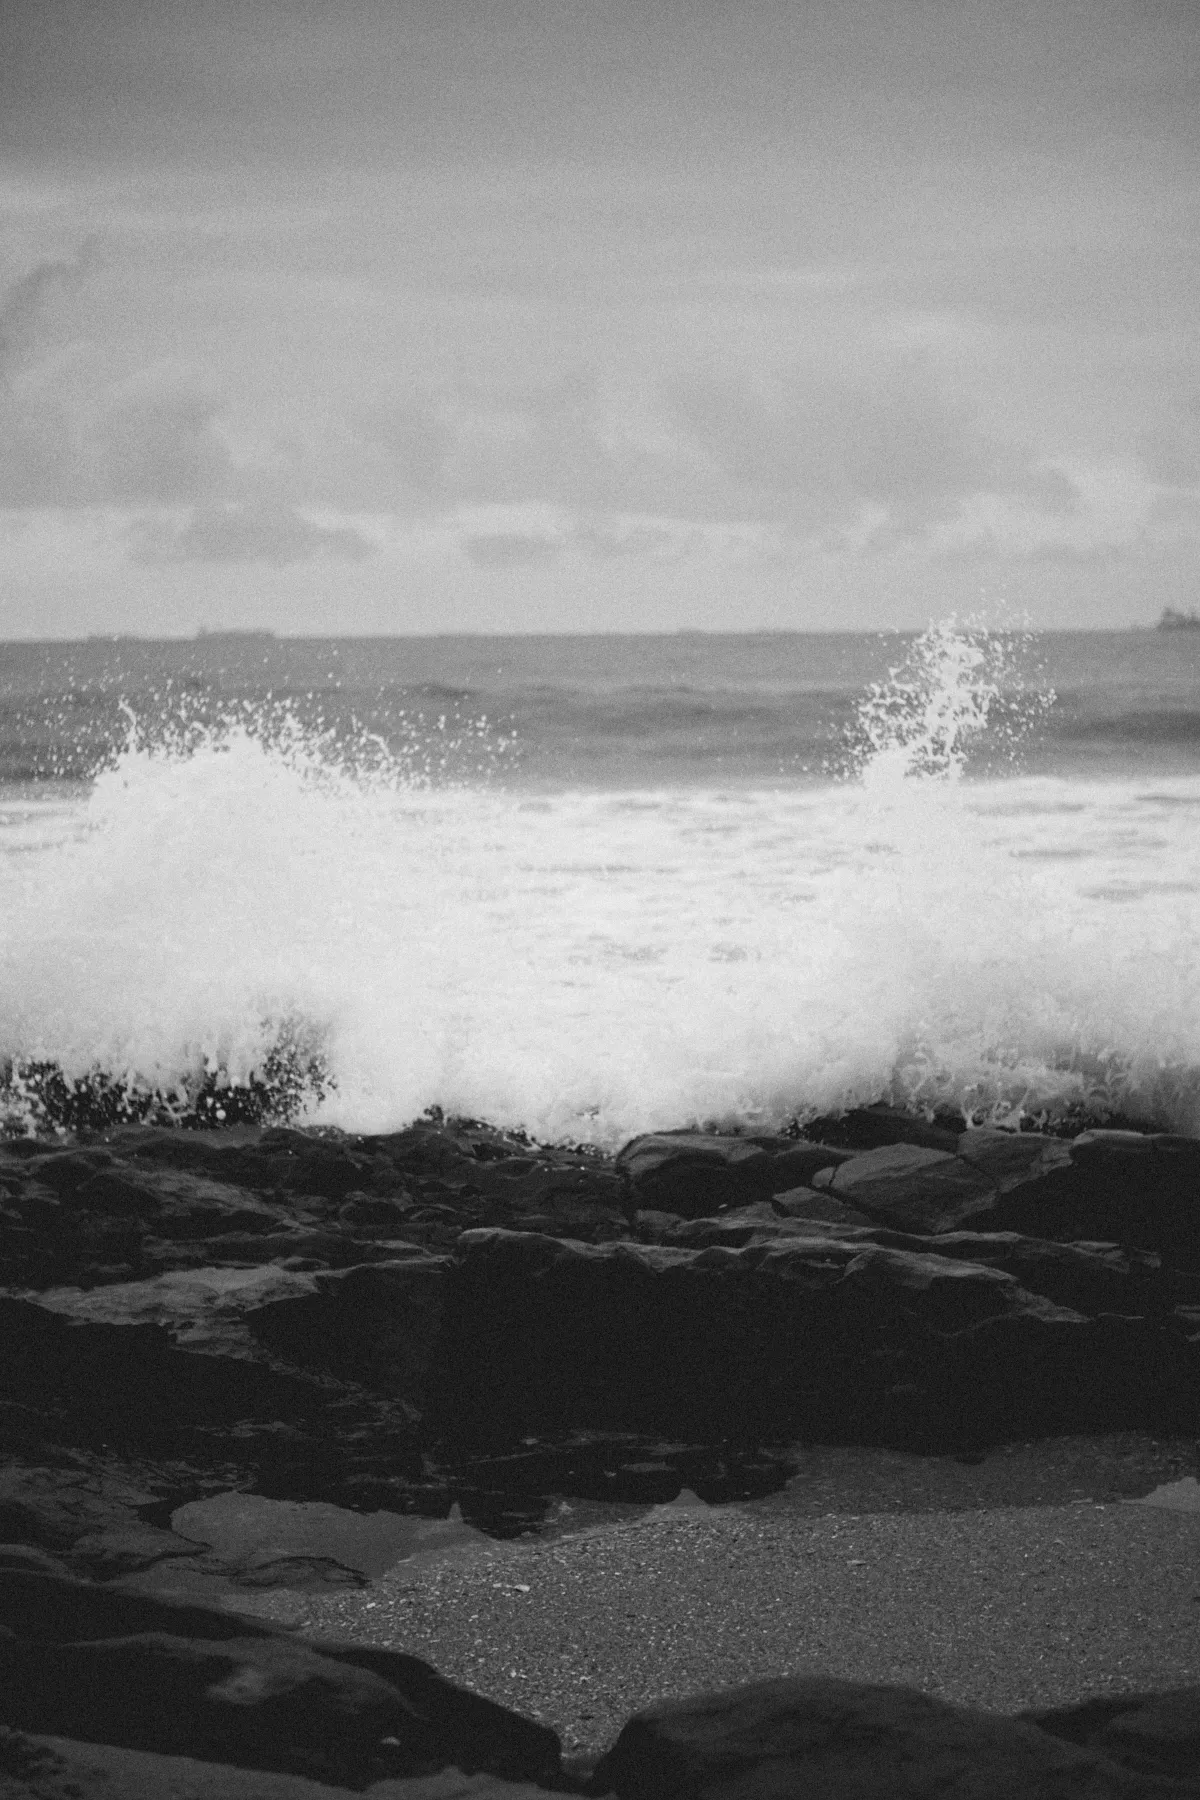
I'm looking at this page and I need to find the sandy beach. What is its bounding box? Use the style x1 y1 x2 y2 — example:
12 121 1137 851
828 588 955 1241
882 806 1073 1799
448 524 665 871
243 1441 1200 1762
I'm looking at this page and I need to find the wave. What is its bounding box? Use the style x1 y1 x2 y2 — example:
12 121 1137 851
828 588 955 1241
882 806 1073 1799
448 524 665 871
1055 709 1200 744
2 621 1199 1142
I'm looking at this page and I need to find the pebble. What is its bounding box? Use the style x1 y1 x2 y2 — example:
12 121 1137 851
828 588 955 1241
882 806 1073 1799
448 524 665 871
250 1501 1200 1758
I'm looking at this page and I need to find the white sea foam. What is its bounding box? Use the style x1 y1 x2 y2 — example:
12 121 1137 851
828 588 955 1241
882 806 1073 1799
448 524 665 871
2 625 1199 1142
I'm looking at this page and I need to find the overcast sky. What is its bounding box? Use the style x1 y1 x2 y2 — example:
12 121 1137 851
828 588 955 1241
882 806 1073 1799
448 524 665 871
1 0 1197 636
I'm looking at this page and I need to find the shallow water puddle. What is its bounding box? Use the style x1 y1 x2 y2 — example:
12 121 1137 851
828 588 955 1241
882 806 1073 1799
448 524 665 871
173 1492 496 1579
1131 1476 1200 1512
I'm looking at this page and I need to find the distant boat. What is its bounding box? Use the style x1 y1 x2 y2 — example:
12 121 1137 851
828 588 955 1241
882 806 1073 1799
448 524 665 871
1156 607 1200 631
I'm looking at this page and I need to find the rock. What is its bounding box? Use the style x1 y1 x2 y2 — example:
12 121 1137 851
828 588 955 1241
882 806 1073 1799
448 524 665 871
786 1220 1194 1318
430 1227 1194 1450
0 1251 443 1474
1 1630 447 1784
1030 1132 1200 1261
771 1186 872 1225
1024 1688 1200 1784
659 1202 808 1248
339 1194 416 1230
0 1568 562 1788
0 1121 620 1292
615 1134 855 1218
632 1209 686 1243
0 1294 328 1455
811 1142 1001 1234
23 1265 329 1358
244 1254 449 1406
798 1103 967 1151
587 1674 1176 1798
811 1127 1200 1261
7 1114 1200 1539
0 1726 552 1798
886 1231 1188 1318
0 1463 165 1558
20 1151 119 1198
0 1547 73 1577
65 1526 212 1581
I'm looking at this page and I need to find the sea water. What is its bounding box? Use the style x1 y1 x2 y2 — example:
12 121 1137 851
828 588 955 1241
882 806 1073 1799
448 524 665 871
2 622 1199 1144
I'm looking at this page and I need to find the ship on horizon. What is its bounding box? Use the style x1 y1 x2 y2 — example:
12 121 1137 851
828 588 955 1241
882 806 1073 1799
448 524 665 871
1156 607 1200 631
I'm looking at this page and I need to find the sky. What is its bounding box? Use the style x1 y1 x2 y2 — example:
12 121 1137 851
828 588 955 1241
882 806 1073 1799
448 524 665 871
0 0 1197 636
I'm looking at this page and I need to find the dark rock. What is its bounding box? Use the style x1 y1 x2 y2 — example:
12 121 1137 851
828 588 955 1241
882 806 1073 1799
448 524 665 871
20 1265 330 1357
429 1227 1193 1450
588 1674 1176 1798
0 1463 163 1557
338 1193 415 1230
222 1553 371 1591
631 1209 686 1243
0 1726 553 1797
800 1102 966 1152
0 1629 446 1783
0 1547 73 1577
1017 1132 1200 1262
771 1185 872 1225
245 1253 449 1408
811 1141 1002 1233
892 1231 1188 1317
0 1457 337 1593
22 1152 117 1197
616 1134 853 1219
813 1127 1200 1263
1024 1688 1200 1784
658 1202 807 1248
0 1293 330 1457
0 1568 562 1787
63 1525 212 1581
67 1171 163 1219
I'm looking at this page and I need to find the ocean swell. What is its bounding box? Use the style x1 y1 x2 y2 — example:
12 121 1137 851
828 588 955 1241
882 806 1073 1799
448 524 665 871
2 624 1199 1142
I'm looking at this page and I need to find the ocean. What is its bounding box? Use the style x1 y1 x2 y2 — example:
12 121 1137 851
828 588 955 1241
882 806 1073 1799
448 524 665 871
2 622 1200 1145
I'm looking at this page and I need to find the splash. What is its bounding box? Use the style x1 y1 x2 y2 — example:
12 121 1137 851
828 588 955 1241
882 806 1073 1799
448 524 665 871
848 617 1054 786
0 706 504 1133
2 623 1198 1143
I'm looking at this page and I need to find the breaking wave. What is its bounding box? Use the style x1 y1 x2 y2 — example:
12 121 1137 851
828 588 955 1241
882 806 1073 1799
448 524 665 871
2 621 1199 1142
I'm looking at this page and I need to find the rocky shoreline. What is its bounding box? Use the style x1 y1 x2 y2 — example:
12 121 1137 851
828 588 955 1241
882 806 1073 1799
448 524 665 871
3 1103 1200 1793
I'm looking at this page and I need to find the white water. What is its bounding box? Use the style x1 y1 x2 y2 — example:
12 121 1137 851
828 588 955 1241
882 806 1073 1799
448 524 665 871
3 625 1200 1143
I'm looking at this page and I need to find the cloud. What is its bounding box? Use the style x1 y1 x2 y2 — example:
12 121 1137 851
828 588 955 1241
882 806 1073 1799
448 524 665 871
100 368 234 504
128 501 377 566
572 518 691 560
0 245 94 383
665 367 1018 530
462 531 562 568
359 359 1084 545
0 249 244 509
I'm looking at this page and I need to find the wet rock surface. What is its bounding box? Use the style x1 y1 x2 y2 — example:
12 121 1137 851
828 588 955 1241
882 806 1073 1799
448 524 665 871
2 1562 1199 1796
0 1566 561 1790
4 1112 1200 1539
588 1675 1197 1797
3 1110 1200 1792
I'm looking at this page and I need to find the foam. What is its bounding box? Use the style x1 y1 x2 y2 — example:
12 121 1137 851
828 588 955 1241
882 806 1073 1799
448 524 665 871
2 626 1199 1143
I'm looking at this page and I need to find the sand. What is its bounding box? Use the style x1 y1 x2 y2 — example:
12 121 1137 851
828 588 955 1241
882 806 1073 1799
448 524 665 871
241 1442 1200 1761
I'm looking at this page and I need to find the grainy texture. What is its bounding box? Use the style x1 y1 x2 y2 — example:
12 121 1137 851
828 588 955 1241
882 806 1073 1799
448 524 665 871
250 1501 1200 1759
